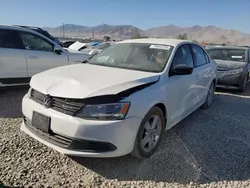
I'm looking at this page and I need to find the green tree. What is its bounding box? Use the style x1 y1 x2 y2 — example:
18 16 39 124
176 33 188 40
103 36 111 42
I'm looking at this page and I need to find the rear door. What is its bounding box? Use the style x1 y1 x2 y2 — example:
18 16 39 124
18 31 69 77
190 44 212 105
0 29 28 85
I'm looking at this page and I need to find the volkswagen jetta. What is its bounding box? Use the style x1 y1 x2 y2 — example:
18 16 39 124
21 39 217 159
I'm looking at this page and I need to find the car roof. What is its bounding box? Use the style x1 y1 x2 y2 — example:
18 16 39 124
16 25 42 30
0 25 58 45
118 38 195 47
0 25 41 33
208 46 249 50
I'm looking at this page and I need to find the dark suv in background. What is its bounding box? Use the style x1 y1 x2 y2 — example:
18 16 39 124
15 25 61 46
207 46 250 92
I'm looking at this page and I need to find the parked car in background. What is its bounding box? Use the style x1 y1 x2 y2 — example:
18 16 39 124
205 43 226 50
61 40 77 48
15 25 61 46
207 46 250 91
66 41 91 51
21 38 217 159
0 25 90 88
81 42 115 56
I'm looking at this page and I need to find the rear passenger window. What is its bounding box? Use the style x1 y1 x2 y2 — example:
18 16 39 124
191 45 207 66
172 44 194 68
0 29 23 49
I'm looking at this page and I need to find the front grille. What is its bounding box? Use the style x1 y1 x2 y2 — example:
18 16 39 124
24 117 117 152
30 89 84 116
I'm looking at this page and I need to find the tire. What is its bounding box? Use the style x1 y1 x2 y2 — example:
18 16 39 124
201 82 215 109
239 75 248 92
0 89 6 96
131 106 165 159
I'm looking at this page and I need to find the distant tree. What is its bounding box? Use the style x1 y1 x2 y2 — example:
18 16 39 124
192 40 199 44
131 32 148 39
103 36 111 42
176 33 188 40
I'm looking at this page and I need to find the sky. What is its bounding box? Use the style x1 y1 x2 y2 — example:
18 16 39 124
0 0 250 33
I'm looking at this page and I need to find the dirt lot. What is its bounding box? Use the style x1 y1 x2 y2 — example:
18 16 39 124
1 87 250 188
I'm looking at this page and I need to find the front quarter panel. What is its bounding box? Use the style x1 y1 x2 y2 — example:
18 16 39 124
123 80 168 123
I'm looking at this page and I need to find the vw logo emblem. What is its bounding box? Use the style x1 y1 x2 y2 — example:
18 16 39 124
43 94 52 108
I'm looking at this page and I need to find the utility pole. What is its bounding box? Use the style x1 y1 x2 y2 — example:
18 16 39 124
92 28 94 39
62 23 65 39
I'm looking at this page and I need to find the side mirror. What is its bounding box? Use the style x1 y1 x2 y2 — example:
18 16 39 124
54 46 62 55
170 64 193 76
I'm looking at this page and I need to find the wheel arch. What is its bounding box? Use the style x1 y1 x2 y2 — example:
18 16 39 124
154 103 167 120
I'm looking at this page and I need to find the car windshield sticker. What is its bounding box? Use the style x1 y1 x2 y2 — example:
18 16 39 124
149 45 171 50
231 56 243 59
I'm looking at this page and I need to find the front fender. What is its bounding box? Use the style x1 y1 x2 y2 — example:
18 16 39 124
124 82 168 121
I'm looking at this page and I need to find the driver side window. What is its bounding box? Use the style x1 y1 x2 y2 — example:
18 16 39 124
19 32 53 52
172 44 194 68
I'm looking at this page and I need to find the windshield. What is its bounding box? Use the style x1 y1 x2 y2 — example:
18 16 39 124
207 48 246 62
88 43 173 72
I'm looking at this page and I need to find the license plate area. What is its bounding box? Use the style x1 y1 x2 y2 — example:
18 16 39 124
32 111 51 133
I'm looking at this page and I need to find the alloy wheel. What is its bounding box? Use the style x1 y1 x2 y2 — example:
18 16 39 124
141 115 162 153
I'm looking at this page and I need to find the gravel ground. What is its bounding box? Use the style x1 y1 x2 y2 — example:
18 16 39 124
1 87 250 188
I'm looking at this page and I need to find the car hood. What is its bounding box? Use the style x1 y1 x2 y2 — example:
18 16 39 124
215 59 246 70
30 64 160 99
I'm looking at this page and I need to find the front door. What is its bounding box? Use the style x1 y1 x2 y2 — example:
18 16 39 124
18 31 69 77
166 44 198 128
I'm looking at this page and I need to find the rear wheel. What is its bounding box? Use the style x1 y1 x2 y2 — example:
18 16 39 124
201 82 215 109
131 106 165 159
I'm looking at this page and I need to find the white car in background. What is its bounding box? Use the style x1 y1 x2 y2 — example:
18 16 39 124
81 42 115 56
21 39 217 159
0 25 90 87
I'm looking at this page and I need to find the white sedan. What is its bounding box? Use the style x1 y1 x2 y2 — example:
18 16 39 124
21 39 217 159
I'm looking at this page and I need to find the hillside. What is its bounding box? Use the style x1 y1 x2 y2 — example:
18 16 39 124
44 24 250 45
45 24 145 39
145 25 250 45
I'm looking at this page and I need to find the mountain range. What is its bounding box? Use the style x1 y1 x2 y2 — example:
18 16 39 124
43 24 250 45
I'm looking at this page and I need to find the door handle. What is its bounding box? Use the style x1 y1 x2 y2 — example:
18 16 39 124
28 56 38 59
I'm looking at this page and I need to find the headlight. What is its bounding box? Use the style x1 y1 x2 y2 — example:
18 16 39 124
227 68 243 75
75 102 130 120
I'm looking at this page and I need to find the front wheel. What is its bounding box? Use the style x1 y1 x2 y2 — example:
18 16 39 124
131 106 165 159
239 75 248 92
201 82 215 109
